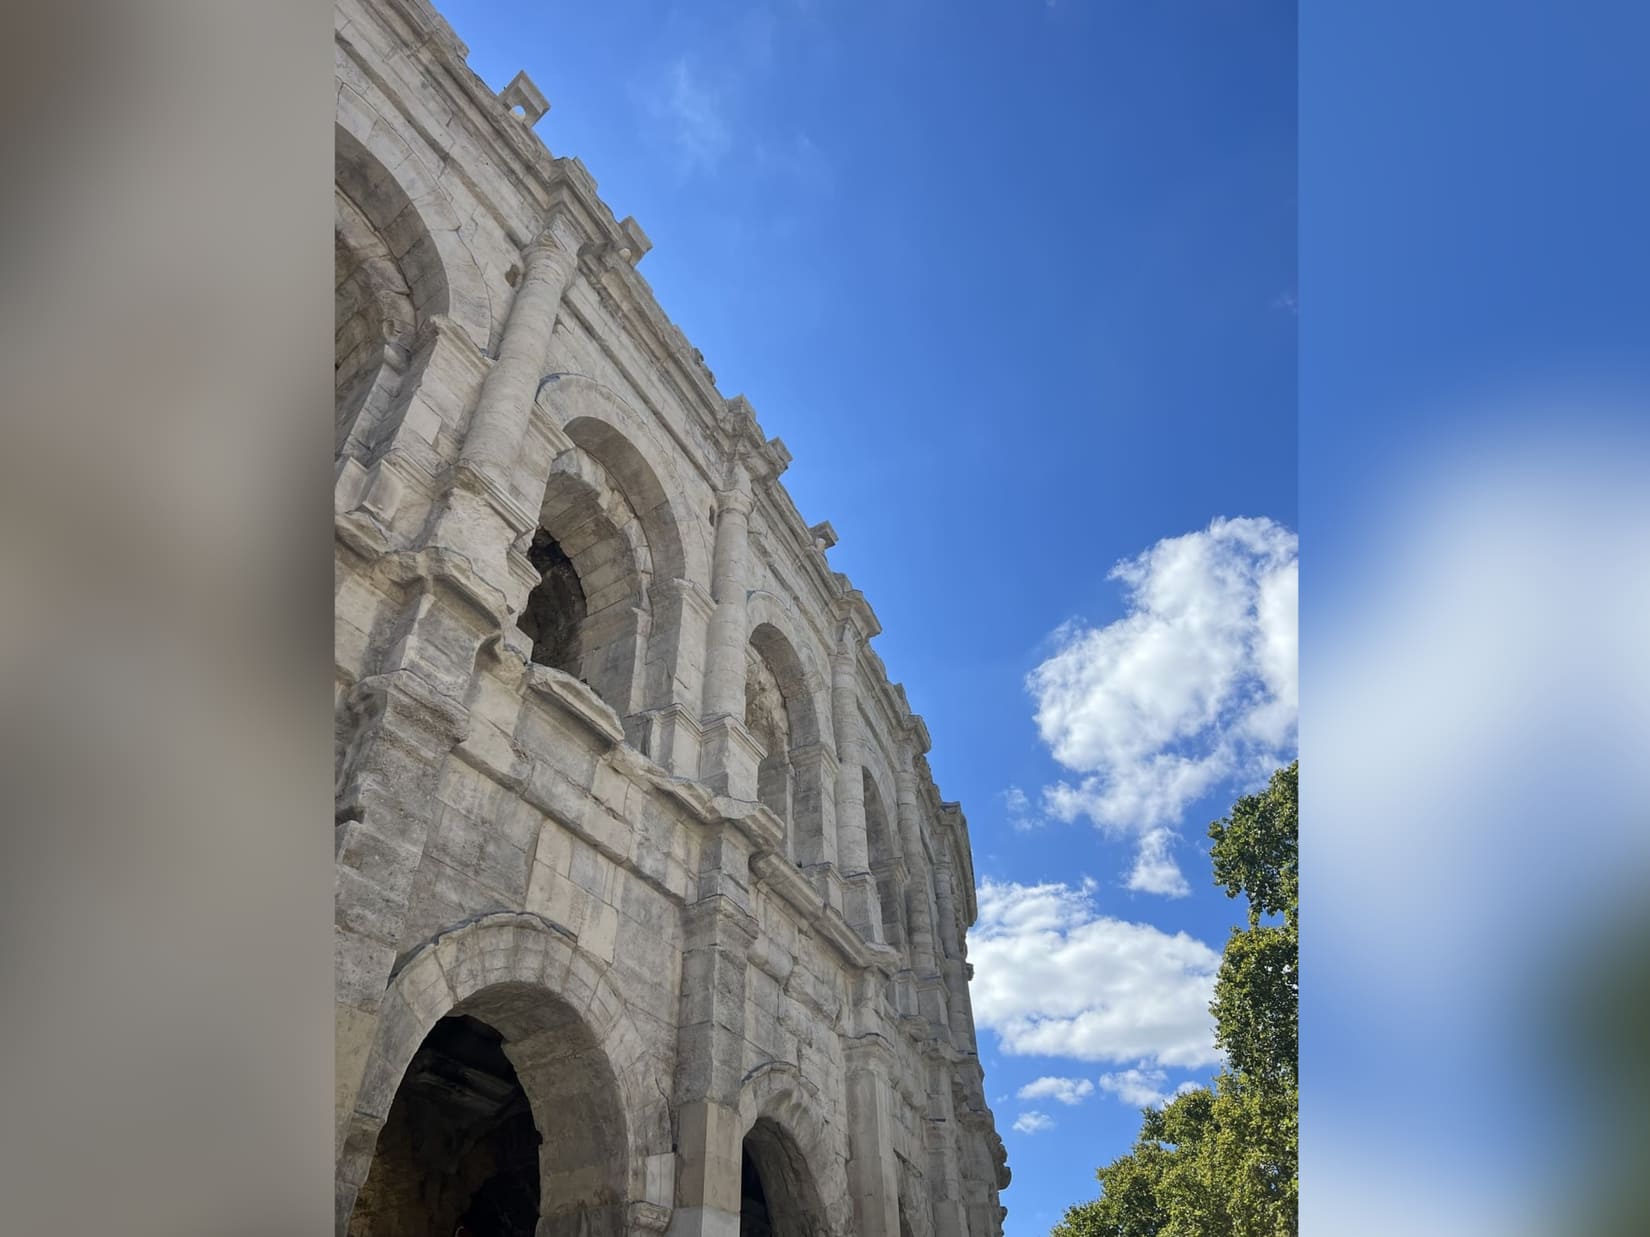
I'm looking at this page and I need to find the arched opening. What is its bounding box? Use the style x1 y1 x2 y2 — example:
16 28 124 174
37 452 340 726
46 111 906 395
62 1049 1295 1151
739 1142 774 1237
334 123 460 465
334 165 415 461
520 529 586 675
348 1013 539 1237
350 983 629 1237
521 450 650 716
740 1118 828 1237
864 772 906 949
745 643 793 832
745 622 823 862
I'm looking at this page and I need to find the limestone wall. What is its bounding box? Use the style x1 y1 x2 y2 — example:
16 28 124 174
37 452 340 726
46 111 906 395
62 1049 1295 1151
333 1 1008 1234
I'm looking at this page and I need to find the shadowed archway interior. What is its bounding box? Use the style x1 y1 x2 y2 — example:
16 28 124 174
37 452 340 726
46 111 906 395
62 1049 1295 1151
739 1118 829 1237
348 1014 539 1237
350 983 630 1237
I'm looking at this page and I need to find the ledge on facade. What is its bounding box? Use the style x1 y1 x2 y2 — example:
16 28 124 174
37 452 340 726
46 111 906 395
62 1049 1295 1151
711 794 786 856
523 663 625 746
617 215 651 265
499 69 548 125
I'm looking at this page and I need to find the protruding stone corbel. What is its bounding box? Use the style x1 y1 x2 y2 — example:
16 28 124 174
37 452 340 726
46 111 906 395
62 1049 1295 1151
499 70 549 125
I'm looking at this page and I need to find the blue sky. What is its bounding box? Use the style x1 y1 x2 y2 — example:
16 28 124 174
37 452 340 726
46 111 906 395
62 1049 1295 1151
439 1 1295 1231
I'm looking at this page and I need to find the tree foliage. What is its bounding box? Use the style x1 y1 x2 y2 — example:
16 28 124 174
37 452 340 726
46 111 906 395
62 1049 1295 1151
1052 762 1298 1237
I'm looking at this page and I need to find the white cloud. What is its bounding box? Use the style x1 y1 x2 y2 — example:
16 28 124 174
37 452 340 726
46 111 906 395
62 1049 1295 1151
1012 1111 1055 1135
970 878 1221 1068
1015 1076 1095 1106
1096 1068 1205 1110
1097 1066 1172 1108
654 58 730 172
1127 826 1191 897
1028 516 1297 894
1002 785 1040 833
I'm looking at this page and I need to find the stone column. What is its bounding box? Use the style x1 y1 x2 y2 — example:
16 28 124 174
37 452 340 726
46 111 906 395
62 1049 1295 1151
457 230 579 486
832 631 883 941
932 859 962 962
698 473 761 799
895 762 939 976
669 826 760 1237
924 1060 970 1237
932 860 977 1051
433 228 580 595
700 474 752 720
845 1039 904 1237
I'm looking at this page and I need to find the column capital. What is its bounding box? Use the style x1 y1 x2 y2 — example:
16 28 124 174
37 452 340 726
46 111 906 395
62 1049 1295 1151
788 740 841 778
682 886 760 955
524 226 579 272
713 486 754 518
832 585 881 647
899 713 932 761
649 575 717 621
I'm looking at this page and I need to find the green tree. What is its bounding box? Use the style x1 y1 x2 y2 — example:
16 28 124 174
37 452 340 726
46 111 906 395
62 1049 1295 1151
1051 762 1298 1237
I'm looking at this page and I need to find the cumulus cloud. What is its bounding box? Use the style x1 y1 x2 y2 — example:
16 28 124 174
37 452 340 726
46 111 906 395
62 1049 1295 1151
1095 1067 1202 1110
1016 1076 1095 1106
1097 1066 1173 1108
970 878 1222 1068
1127 826 1191 897
1002 785 1040 833
1028 516 1297 894
1012 1111 1055 1135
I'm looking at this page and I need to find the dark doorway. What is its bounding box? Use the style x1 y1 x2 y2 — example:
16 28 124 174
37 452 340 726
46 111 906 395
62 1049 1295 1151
739 1142 774 1237
520 529 587 675
350 1014 541 1237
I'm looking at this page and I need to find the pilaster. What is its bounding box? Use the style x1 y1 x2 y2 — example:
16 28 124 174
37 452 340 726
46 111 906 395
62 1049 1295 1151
332 666 469 1153
669 823 761 1237
637 576 717 772
845 1036 905 1237
831 601 883 942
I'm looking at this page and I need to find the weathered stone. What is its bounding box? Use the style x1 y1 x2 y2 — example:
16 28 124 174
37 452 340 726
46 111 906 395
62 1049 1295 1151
334 1 1007 1234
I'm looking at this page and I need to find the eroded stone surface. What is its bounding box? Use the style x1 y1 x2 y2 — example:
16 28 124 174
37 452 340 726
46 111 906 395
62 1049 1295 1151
334 2 1008 1234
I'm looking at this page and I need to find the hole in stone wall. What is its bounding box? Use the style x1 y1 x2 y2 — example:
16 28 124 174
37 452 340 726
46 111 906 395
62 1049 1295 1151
865 771 906 947
739 1143 774 1237
350 1014 541 1237
521 529 587 676
745 645 793 835
738 1119 826 1237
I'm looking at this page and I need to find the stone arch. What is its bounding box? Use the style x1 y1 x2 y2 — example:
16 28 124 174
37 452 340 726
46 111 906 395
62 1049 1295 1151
862 772 907 950
339 914 658 1237
335 78 493 350
744 592 829 746
335 181 416 460
532 374 710 590
531 376 714 728
523 447 653 715
746 612 828 864
737 1064 851 1237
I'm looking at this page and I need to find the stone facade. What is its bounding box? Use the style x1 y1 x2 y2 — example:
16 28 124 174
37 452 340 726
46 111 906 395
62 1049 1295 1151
333 2 1009 1234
